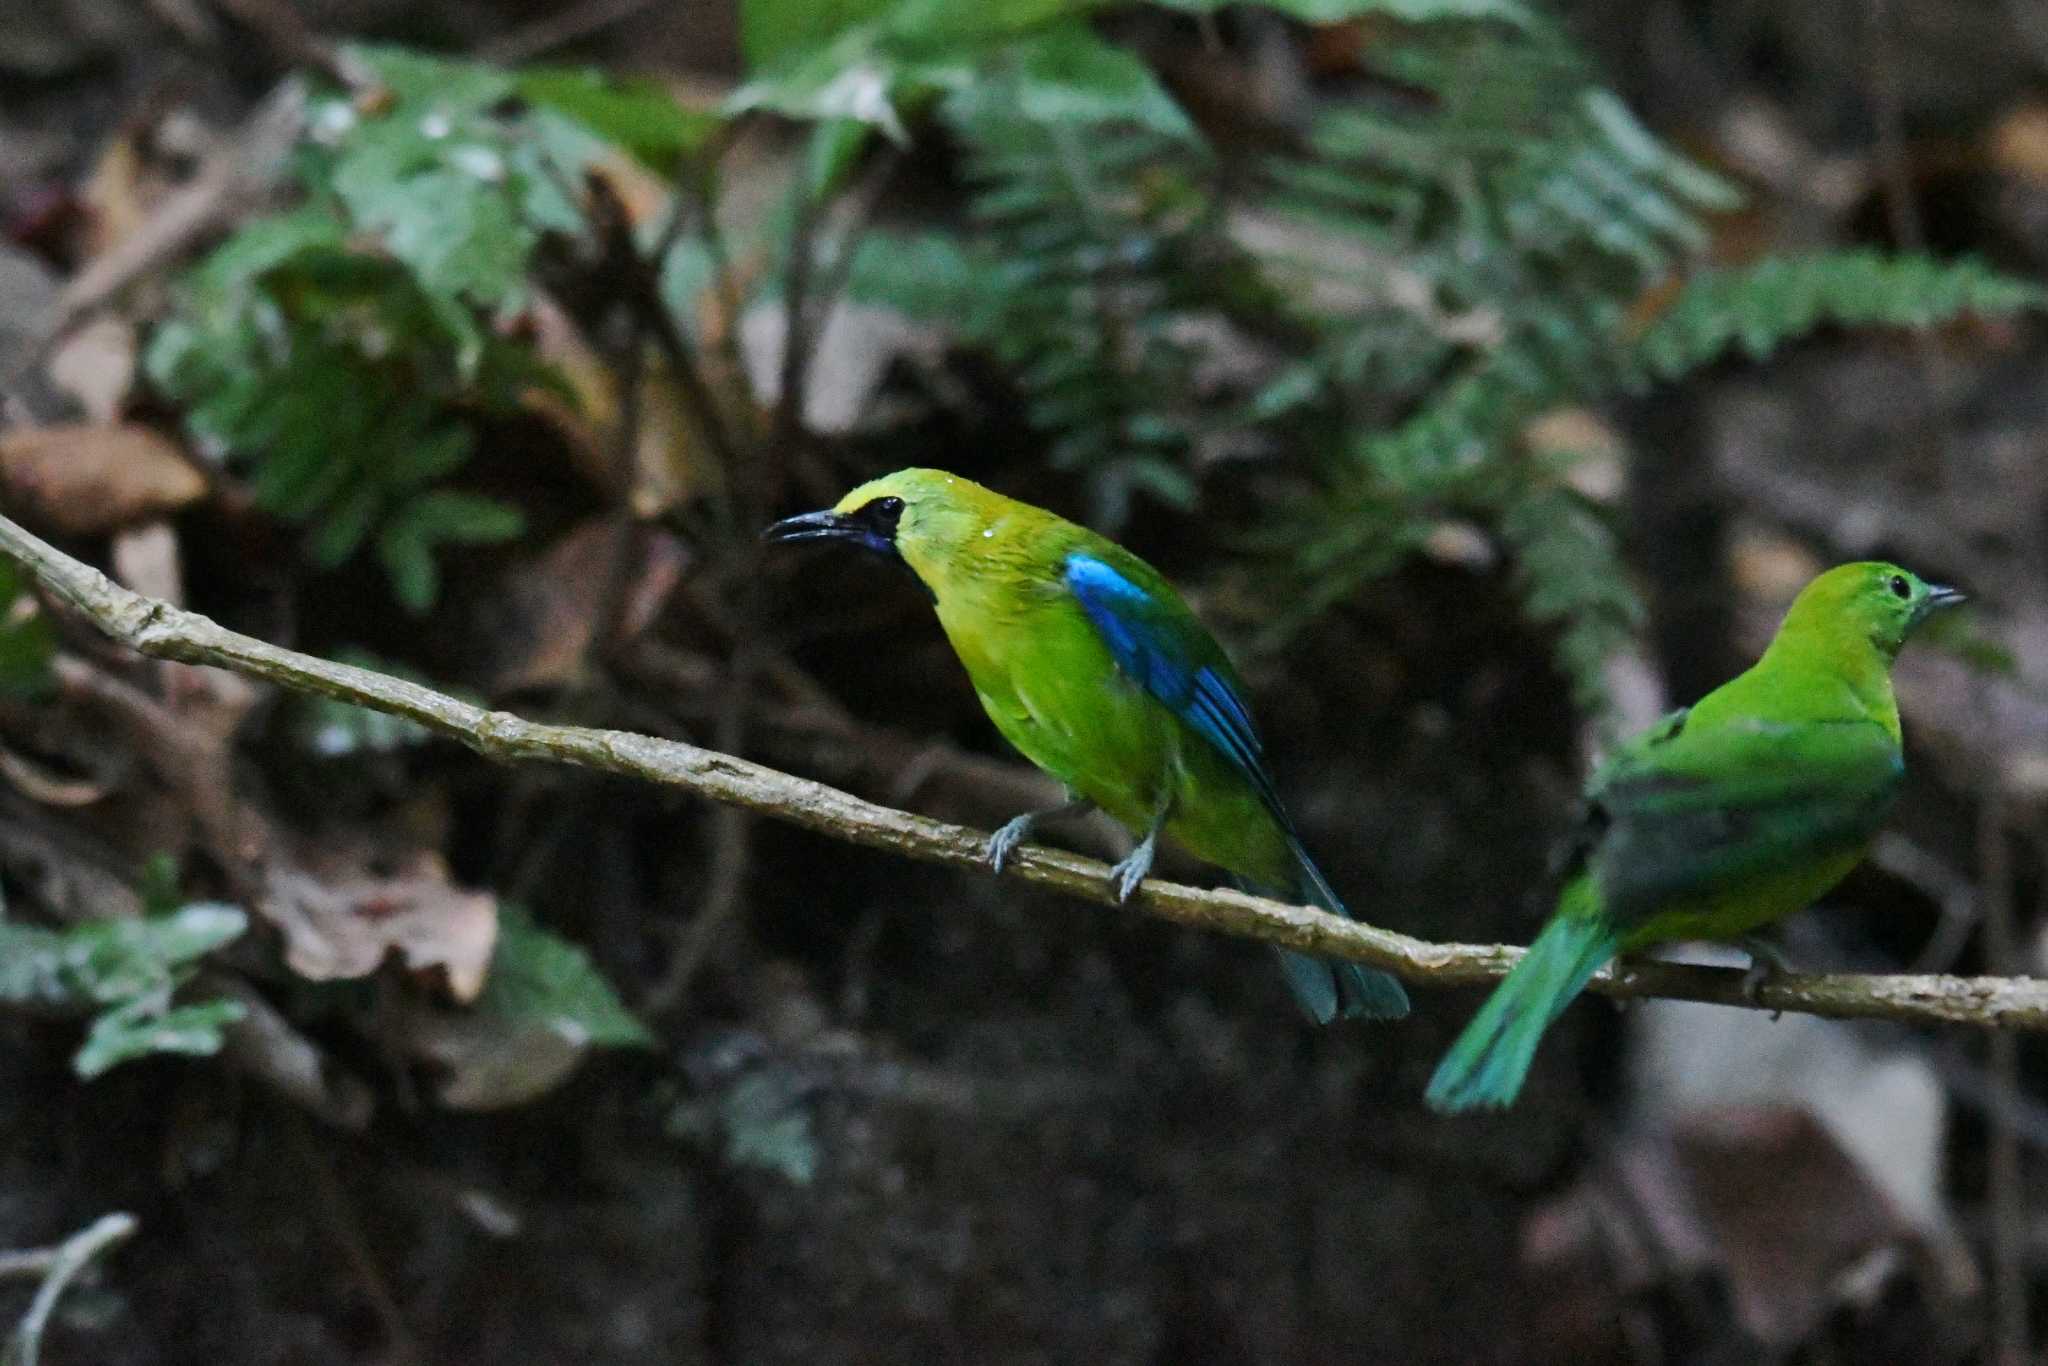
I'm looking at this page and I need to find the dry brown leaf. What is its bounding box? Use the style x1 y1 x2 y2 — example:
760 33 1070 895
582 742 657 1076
111 518 183 604
521 292 703 513
46 316 136 422
1523 406 1628 503
261 868 499 1003
0 744 111 806
1525 1107 1933 1351
1673 1107 1918 1343
1990 103 2048 186
0 423 206 534
76 102 204 265
389 1000 588 1111
740 300 946 435
1728 521 1826 606
484 518 687 695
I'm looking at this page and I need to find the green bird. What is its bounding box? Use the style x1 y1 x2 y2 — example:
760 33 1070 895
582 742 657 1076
1426 561 1964 1112
764 468 1409 1024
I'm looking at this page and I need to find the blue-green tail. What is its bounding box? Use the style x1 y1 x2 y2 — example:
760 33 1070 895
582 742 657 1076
1252 840 1410 1026
1425 901 1615 1112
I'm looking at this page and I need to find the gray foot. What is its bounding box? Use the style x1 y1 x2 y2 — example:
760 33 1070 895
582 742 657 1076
985 797 1095 875
1109 831 1158 903
986 815 1035 875
1737 936 1793 1009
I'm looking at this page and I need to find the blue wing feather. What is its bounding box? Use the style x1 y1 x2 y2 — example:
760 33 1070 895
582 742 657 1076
1063 552 1410 1024
1063 554 1285 819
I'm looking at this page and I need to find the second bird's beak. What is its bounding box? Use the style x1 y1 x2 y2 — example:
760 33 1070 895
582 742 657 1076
762 509 857 546
1926 584 1968 610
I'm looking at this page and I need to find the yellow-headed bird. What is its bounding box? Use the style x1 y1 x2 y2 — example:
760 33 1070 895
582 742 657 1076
766 468 1408 1024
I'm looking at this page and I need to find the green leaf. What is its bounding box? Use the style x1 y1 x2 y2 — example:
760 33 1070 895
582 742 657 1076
60 904 250 1004
394 490 528 544
1154 0 1531 22
666 1071 819 1184
740 0 897 70
1003 22 1194 139
732 1 1142 141
306 479 387 568
720 1074 819 1184
805 117 877 195
475 914 651 1048
186 205 350 294
375 491 525 612
515 67 722 175
336 166 535 310
840 229 980 318
382 424 476 491
74 997 246 1079
0 558 55 697
351 44 515 113
729 29 916 140
375 522 438 614
0 904 250 1078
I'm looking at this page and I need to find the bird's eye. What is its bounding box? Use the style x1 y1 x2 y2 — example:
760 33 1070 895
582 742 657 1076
859 496 906 532
1889 574 1911 599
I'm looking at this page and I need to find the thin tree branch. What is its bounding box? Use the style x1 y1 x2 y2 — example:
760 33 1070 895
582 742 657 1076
1 512 2045 1030
477 0 659 64
1 1212 138 1366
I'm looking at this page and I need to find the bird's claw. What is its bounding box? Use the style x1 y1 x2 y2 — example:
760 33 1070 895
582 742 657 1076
1108 832 1158 904
1737 936 1793 1013
985 816 1033 875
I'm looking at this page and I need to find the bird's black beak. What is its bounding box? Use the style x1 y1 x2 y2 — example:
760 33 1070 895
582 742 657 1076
1926 584 1968 611
762 499 910 567
762 509 859 547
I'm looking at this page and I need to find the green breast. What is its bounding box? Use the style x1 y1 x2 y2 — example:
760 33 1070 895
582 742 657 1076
1615 843 1870 949
934 584 1294 886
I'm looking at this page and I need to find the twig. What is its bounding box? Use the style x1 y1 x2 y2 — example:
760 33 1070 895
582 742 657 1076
1983 787 2029 1365
208 973 376 1130
13 81 306 383
1 1212 139 1366
288 1117 420 1366
783 145 905 438
478 0 660 64
207 0 370 87
1863 0 1968 505
643 638 759 1016
772 178 827 455
1875 831 1980 974
3 512 2048 1031
609 193 751 503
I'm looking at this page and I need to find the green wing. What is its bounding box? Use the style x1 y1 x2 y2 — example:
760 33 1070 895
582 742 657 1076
1577 711 1904 929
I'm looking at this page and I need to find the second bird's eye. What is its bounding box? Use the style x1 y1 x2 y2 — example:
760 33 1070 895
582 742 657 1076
1889 574 1910 599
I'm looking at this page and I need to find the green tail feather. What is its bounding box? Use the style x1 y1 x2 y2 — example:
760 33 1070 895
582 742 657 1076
1253 840 1410 1026
1426 898 1615 1112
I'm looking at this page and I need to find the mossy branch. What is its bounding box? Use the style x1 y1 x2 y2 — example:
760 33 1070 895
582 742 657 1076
1 513 2041 1030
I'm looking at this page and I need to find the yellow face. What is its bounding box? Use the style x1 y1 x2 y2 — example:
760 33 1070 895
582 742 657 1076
823 469 1010 582
765 468 1010 597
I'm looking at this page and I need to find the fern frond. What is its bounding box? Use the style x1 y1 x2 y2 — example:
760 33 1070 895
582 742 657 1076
939 67 1270 527
1630 250 2047 383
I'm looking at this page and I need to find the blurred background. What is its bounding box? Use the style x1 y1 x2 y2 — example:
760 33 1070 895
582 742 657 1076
1 0 2046 1360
